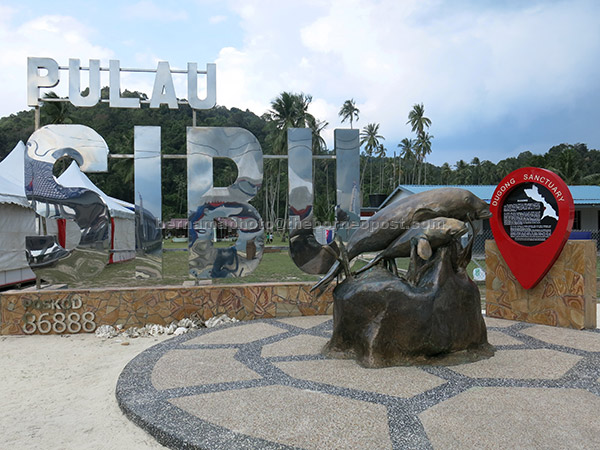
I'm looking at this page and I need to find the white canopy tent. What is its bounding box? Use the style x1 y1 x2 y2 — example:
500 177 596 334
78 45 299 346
57 161 135 264
0 143 136 288
0 142 36 287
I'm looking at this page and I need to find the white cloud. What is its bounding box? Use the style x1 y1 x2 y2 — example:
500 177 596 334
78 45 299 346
121 1 188 22
213 0 600 157
215 46 270 115
1 0 598 165
0 5 17 18
0 14 114 116
209 15 227 24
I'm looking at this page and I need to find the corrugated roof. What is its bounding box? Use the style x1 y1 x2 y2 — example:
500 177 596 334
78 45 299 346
382 185 600 208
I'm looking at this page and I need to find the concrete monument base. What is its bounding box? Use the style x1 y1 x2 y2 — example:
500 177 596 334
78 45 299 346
0 282 333 335
486 240 597 329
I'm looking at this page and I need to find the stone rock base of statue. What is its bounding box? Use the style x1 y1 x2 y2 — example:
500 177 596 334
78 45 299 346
323 247 494 368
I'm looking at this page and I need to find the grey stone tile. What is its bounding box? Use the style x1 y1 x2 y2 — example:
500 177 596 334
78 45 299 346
118 315 600 449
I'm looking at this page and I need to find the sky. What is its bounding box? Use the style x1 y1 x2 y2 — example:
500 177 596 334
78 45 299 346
0 0 599 167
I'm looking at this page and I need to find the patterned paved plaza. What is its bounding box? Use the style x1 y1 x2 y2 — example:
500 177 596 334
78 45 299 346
117 315 600 449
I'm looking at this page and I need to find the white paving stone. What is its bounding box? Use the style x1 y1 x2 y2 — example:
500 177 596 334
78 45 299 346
487 330 523 346
521 325 600 352
152 348 260 389
170 385 392 450
484 316 519 328
184 323 286 345
276 315 332 329
451 349 581 380
261 335 329 357
420 387 600 449
275 359 445 398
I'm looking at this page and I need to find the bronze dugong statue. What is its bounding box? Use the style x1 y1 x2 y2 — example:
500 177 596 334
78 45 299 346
311 188 491 293
355 217 468 276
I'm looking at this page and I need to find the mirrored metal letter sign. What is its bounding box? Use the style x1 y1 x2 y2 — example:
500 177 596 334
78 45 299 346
287 128 360 274
27 57 216 110
134 126 163 278
69 58 101 107
288 128 336 274
334 129 361 229
288 128 338 274
12 124 361 283
24 125 111 284
187 127 264 278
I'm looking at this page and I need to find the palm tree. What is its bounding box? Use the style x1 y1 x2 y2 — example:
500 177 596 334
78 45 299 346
307 115 329 205
269 92 312 131
406 103 432 185
397 138 415 184
455 160 471 184
360 123 384 194
375 144 387 191
551 147 581 184
470 157 481 184
480 160 498 184
406 103 431 137
338 99 360 129
441 162 452 184
307 115 328 155
415 132 433 185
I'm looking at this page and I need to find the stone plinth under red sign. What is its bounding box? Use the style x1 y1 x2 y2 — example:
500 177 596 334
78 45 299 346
486 240 596 329
0 282 333 336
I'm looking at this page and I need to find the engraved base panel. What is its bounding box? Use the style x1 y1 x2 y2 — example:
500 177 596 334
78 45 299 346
485 240 597 329
0 283 333 335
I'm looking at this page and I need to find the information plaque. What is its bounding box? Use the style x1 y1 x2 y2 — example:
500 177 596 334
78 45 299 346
502 182 559 246
490 167 574 289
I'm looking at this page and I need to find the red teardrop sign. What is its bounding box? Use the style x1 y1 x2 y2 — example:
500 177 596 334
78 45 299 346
489 167 574 289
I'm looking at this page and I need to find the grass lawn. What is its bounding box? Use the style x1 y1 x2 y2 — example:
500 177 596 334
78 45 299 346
214 252 321 284
53 239 600 305
80 239 488 289
80 242 321 289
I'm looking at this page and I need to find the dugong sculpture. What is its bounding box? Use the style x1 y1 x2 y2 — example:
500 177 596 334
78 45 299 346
354 217 468 276
312 188 491 292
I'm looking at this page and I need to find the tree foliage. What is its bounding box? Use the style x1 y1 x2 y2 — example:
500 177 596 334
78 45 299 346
1 95 598 228
405 103 433 184
338 99 360 129
359 123 385 195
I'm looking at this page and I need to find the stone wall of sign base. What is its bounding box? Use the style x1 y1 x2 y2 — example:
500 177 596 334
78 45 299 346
0 282 333 336
486 240 597 329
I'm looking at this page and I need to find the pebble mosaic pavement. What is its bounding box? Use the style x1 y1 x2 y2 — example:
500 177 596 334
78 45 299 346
117 315 600 449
